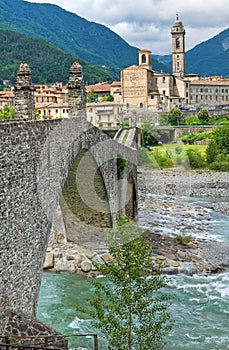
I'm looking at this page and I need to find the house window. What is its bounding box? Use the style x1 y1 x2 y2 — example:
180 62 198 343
186 83 189 89
163 90 166 95
140 102 143 108
162 77 165 83
215 88 218 93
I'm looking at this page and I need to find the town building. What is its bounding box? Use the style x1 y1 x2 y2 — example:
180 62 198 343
86 101 124 129
1 16 229 120
118 15 229 112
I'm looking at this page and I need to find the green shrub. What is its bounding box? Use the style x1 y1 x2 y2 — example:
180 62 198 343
175 234 192 244
186 149 206 169
208 154 229 171
153 148 174 168
117 155 128 179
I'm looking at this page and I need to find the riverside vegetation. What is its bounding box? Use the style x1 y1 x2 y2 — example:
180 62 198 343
140 108 229 171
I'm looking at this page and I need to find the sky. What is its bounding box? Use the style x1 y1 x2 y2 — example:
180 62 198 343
27 0 229 55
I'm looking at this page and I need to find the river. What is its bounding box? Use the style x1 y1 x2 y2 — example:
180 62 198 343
37 203 229 350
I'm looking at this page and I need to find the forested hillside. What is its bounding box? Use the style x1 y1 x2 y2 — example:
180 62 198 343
0 0 168 76
0 30 116 85
0 0 228 82
186 28 229 76
0 0 138 69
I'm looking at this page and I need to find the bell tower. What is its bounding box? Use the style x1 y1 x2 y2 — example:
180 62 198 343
138 49 152 70
171 14 185 77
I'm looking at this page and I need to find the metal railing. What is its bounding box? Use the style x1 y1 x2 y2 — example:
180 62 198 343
0 333 98 350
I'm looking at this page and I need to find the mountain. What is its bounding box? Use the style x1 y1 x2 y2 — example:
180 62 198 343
0 0 138 69
0 29 115 85
186 28 229 76
0 0 168 76
1 0 227 81
153 28 229 77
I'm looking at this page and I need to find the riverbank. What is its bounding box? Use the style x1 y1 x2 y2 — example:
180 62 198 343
44 168 229 276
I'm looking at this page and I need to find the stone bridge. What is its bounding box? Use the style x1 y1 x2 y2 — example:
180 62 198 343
0 62 138 347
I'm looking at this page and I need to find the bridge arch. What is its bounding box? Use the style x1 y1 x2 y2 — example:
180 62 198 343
0 116 137 324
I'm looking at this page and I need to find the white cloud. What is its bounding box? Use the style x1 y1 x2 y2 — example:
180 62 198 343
28 0 229 54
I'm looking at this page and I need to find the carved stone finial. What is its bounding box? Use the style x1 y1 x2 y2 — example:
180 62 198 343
14 62 35 120
67 61 86 118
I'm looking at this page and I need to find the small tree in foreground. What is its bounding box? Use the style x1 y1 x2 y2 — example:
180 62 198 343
77 220 173 350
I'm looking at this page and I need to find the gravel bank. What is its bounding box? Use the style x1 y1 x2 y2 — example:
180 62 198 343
44 168 229 276
138 168 229 271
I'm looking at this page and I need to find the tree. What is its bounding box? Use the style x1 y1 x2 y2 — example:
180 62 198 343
197 108 210 124
141 119 160 146
212 125 229 153
0 104 15 120
77 220 173 350
206 126 229 169
102 94 114 102
87 89 98 102
185 115 201 125
167 108 183 125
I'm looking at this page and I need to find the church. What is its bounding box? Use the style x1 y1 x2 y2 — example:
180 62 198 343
119 15 229 112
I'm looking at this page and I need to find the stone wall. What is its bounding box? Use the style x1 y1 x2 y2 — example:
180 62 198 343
0 60 138 344
0 116 137 330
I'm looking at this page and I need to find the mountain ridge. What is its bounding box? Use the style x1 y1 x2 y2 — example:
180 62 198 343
0 0 228 81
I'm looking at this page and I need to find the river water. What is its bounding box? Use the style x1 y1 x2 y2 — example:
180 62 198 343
37 202 229 350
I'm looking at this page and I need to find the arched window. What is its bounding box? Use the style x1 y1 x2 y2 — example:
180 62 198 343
176 38 180 49
142 54 146 64
140 102 143 108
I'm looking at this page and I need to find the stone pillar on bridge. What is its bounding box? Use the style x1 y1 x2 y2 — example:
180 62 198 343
67 61 87 118
14 62 35 120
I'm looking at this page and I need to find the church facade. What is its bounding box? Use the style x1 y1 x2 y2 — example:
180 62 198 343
119 16 229 112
